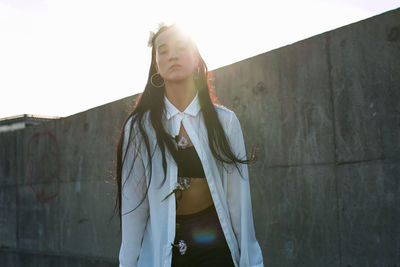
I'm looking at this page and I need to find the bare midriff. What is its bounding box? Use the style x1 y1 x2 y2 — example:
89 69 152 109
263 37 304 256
175 178 214 215
175 122 214 215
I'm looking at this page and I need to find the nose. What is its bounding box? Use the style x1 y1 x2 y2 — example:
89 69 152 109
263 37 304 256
168 48 179 61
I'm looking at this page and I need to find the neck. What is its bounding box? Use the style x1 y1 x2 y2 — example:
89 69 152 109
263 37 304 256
164 78 197 112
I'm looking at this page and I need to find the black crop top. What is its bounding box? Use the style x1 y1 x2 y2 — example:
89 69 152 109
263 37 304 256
175 146 206 178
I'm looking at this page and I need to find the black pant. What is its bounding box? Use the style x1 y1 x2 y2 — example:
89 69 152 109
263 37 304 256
171 204 235 267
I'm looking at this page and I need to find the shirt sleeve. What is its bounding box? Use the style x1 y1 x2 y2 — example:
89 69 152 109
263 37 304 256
119 118 149 267
225 112 264 267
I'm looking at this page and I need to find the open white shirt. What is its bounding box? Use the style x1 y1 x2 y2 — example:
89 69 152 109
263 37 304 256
119 92 264 267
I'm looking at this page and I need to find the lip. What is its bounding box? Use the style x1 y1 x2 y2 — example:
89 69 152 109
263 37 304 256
169 64 182 70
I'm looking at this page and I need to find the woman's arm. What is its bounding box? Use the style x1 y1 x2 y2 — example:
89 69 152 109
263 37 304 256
225 112 264 267
119 118 149 267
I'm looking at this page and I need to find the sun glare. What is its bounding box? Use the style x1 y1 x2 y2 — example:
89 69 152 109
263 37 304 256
0 0 394 118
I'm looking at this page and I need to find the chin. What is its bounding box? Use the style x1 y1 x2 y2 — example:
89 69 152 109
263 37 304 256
166 73 193 83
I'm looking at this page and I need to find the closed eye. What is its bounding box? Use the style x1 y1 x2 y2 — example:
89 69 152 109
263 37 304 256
157 44 168 54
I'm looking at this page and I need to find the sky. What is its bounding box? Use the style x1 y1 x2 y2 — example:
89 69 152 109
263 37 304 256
0 0 399 119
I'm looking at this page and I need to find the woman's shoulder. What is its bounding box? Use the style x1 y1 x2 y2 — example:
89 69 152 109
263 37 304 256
213 103 235 117
212 103 244 137
124 111 152 136
212 103 238 123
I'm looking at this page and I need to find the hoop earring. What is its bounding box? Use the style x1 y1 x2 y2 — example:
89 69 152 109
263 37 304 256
150 73 165 88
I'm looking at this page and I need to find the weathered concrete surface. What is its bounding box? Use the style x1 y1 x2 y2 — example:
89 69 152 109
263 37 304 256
337 161 400 266
0 185 17 248
328 9 400 164
0 96 135 265
212 7 400 267
0 249 115 267
252 165 339 267
1 7 399 267
214 29 335 168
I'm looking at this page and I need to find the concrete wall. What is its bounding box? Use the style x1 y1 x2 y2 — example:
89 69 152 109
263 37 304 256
1 8 399 267
213 8 400 267
0 97 135 266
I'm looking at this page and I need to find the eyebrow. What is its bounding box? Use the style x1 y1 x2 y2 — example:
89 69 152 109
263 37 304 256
157 39 186 50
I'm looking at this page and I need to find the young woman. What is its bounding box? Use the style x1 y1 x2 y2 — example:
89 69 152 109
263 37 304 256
115 23 264 267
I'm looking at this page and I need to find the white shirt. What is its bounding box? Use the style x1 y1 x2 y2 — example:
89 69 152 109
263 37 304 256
119 92 264 267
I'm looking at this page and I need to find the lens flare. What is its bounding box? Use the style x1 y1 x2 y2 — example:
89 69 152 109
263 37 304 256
193 229 217 244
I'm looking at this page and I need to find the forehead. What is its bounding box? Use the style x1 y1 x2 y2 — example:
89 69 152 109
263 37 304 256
155 28 190 48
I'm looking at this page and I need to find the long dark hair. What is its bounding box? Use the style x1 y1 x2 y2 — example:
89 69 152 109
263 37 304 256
112 24 255 232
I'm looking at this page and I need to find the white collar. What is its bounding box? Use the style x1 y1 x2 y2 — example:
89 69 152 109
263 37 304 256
163 91 201 120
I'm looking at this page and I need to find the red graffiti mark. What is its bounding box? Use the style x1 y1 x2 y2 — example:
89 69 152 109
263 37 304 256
27 132 61 204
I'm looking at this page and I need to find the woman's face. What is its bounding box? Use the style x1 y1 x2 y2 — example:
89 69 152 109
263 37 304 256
154 28 199 83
